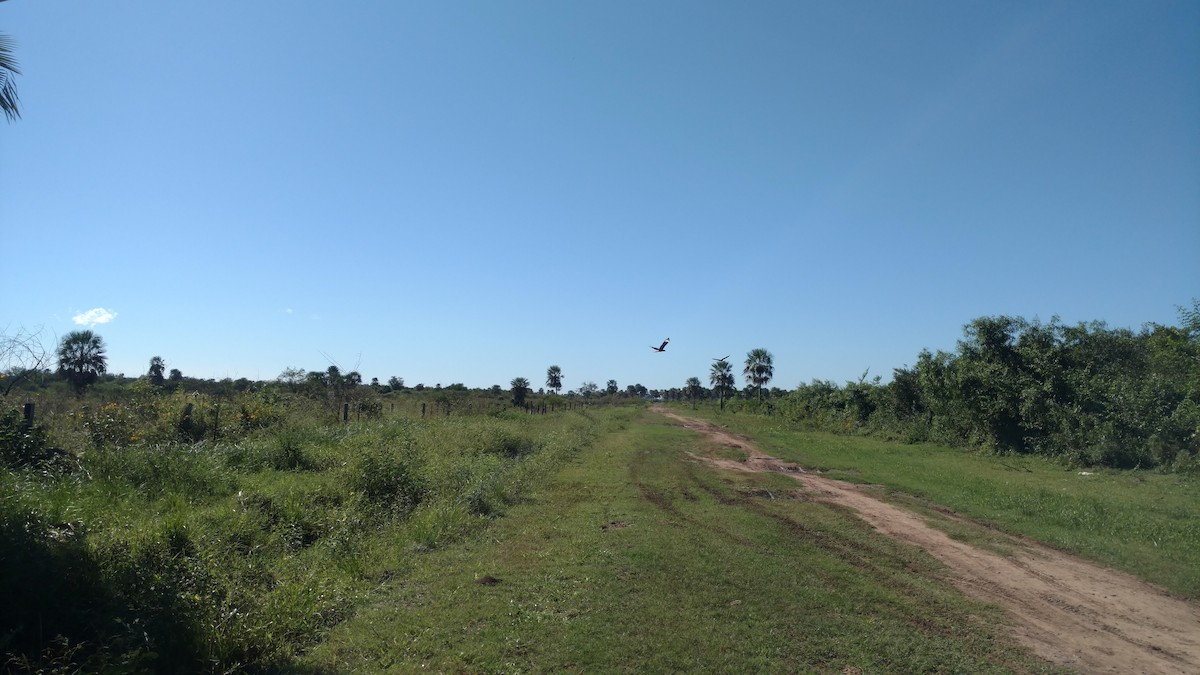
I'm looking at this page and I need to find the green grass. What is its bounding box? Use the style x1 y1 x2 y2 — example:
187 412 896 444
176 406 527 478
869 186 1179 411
10 398 1190 672
679 405 1200 599
1 408 602 672
298 409 1059 673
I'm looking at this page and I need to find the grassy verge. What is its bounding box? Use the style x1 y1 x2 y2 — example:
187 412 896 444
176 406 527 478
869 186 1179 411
1 408 600 672
299 408 1059 673
677 405 1200 599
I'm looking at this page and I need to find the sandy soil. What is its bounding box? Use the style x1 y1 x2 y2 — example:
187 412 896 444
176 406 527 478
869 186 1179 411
654 408 1200 674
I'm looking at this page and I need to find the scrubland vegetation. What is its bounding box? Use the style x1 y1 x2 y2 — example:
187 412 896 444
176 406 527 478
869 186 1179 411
1 383 607 672
1 304 1196 671
717 304 1200 474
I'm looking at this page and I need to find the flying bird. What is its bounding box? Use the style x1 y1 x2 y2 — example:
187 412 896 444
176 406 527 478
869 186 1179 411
651 338 670 352
712 355 730 361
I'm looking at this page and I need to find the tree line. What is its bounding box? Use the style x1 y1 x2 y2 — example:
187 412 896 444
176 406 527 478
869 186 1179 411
0 331 658 414
6 303 1197 470
779 307 1198 470
666 305 1198 471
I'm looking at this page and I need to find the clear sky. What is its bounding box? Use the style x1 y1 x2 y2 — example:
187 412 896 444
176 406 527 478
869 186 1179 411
3 1 1198 392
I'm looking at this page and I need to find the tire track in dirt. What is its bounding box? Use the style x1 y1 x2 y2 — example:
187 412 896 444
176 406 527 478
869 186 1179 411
655 408 1200 674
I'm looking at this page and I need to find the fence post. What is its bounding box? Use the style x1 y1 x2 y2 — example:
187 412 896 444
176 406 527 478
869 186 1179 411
343 402 350 423
23 403 34 429
422 402 426 418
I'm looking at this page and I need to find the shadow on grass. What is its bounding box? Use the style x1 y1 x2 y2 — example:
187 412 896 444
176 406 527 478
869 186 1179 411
1 508 208 673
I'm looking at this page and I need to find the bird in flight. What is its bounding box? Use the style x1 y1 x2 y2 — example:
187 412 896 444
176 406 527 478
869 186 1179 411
651 338 670 352
712 355 730 361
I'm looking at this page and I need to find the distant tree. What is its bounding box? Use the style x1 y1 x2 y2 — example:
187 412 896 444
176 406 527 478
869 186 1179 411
0 30 20 122
743 348 774 400
511 377 531 407
168 368 183 383
490 384 502 395
709 359 735 410
147 356 166 386
277 367 306 392
57 330 107 396
606 379 618 395
388 376 405 390
546 365 563 395
578 381 599 398
685 377 705 408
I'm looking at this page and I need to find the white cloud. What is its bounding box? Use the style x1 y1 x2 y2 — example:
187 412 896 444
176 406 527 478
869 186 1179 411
72 307 117 327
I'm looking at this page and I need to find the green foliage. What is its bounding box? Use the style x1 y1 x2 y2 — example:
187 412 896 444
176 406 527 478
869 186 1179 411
510 377 531 407
56 330 107 397
300 410 1054 673
347 446 426 512
1 399 600 672
87 443 235 501
773 310 1200 470
0 407 57 468
743 348 774 400
546 365 563 395
147 356 166 387
352 395 383 419
679 409 1200 599
709 360 735 410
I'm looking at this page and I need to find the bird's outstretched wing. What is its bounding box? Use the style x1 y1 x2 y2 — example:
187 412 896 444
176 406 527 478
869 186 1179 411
713 355 730 361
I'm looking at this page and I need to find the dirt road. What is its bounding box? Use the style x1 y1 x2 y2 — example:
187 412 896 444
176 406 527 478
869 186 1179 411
655 408 1200 674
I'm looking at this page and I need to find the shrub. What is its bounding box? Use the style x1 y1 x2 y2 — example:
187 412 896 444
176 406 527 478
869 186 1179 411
94 525 216 670
0 407 58 468
347 447 426 512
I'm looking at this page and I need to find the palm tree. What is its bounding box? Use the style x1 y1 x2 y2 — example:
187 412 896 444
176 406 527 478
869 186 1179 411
709 359 735 410
57 330 107 396
0 30 20 122
511 377 531 407
546 365 563 395
684 377 704 409
148 356 166 386
743 348 774 401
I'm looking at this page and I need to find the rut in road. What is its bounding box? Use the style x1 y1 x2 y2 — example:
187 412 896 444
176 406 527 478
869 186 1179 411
655 408 1200 675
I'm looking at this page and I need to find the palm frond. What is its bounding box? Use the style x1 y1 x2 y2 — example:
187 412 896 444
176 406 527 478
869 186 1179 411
0 33 21 121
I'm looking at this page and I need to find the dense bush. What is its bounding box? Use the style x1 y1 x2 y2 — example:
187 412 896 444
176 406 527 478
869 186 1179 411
778 306 1200 470
0 407 55 468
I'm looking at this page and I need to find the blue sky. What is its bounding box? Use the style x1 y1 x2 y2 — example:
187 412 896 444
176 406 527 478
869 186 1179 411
3 1 1197 392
